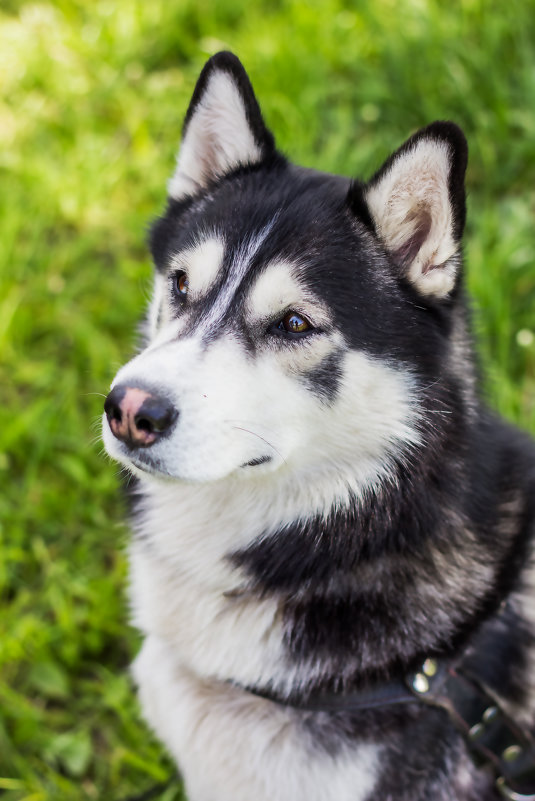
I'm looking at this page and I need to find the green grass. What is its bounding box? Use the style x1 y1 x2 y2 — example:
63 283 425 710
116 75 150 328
1 0 534 798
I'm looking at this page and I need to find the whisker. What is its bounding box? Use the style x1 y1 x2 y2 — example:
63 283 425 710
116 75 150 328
90 415 104 432
230 425 286 465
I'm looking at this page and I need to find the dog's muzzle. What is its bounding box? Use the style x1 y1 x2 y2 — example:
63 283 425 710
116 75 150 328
104 385 178 449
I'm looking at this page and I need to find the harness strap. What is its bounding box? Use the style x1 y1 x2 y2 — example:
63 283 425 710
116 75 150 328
247 675 416 712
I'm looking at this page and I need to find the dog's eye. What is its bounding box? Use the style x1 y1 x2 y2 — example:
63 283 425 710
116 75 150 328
172 271 189 297
277 312 312 335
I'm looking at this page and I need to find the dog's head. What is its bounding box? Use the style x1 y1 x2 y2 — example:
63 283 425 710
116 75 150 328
103 52 469 495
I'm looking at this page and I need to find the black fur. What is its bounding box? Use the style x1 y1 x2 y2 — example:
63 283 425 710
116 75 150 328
301 351 344 402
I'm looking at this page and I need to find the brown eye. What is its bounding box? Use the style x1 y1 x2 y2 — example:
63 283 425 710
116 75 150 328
278 312 311 335
173 271 189 297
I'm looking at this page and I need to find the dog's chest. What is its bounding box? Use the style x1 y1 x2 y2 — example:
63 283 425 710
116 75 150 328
132 633 383 801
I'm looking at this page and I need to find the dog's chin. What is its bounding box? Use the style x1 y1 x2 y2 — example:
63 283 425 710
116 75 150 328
104 444 175 482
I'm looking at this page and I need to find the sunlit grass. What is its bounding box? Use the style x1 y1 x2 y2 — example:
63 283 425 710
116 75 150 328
1 0 534 797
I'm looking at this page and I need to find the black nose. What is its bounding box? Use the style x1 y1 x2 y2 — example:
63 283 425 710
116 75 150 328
104 385 178 448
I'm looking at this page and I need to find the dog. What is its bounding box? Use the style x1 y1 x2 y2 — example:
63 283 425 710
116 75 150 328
102 52 535 801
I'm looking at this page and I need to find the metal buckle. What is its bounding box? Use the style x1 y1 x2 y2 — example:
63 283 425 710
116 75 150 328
496 777 535 800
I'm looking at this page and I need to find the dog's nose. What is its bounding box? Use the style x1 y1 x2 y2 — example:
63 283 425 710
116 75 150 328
104 385 178 448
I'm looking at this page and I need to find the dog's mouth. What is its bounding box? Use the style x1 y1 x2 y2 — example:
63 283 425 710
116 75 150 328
241 455 273 468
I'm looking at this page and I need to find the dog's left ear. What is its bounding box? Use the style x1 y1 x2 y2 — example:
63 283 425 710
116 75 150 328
359 122 468 298
168 52 275 200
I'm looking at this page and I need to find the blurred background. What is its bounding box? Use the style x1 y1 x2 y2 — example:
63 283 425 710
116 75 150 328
0 0 534 798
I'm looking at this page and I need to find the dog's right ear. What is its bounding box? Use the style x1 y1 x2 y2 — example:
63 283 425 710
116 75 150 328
168 52 275 200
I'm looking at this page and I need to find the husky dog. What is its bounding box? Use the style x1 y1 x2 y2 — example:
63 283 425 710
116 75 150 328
103 52 535 801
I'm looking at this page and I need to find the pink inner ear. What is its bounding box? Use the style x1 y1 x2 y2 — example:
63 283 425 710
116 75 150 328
391 207 432 269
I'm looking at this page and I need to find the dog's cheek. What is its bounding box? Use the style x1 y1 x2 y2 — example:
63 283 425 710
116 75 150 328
299 350 421 470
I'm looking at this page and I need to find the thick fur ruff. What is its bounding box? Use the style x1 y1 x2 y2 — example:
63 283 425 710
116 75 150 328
103 52 535 801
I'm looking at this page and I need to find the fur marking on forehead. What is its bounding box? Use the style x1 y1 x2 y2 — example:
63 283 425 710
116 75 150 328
247 261 331 327
200 218 277 329
169 236 225 298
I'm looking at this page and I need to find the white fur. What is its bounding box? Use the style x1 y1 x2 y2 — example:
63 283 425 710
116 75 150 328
133 636 381 801
366 138 458 297
247 262 303 322
168 71 263 200
247 260 332 330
